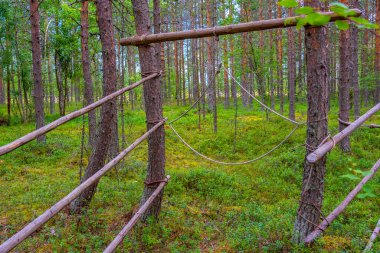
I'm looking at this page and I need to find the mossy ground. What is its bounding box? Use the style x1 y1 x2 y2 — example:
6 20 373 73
0 99 379 252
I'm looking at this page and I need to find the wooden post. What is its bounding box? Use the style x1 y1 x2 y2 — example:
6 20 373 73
304 159 380 244
364 218 380 252
0 119 166 253
307 103 380 163
119 9 362 46
0 73 158 156
103 176 170 253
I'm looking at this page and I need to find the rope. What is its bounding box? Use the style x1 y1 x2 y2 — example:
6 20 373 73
222 65 303 126
168 123 300 165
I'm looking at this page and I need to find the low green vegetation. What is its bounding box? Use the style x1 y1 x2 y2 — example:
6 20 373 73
0 100 379 252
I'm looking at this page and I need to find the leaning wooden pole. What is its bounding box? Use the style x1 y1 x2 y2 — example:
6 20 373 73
103 175 170 253
0 119 166 253
0 73 159 156
304 159 380 244
119 9 361 46
364 218 380 252
307 103 380 163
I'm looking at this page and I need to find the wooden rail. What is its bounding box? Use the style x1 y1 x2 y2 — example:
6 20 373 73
307 103 380 163
0 73 159 156
304 159 380 244
0 119 166 253
103 176 170 253
119 9 361 46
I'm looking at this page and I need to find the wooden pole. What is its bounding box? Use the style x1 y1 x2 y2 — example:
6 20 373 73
338 118 380 129
0 73 159 156
119 9 362 46
304 159 380 244
0 119 166 253
364 218 380 252
103 175 170 253
307 103 380 163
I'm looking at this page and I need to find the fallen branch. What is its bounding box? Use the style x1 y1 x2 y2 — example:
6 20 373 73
120 9 361 46
364 219 380 252
307 103 380 163
103 175 170 253
338 118 380 129
304 159 380 244
0 73 159 156
0 119 166 253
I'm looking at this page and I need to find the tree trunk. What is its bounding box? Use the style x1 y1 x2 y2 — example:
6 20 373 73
350 0 360 119
81 0 97 147
70 0 118 214
277 2 284 113
288 8 296 120
30 0 45 143
362 1 369 107
375 0 380 103
293 0 329 243
338 0 351 152
0 67 4 104
131 0 166 220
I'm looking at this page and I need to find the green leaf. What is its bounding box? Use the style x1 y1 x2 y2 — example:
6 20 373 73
330 2 349 10
341 174 360 180
350 17 380 29
335 20 349 30
278 0 298 8
296 18 307 29
295 7 314 15
284 17 296 26
305 13 331 26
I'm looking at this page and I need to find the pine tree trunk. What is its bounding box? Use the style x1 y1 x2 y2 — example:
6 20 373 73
375 0 380 103
0 67 4 104
70 0 118 214
30 0 45 143
350 0 360 119
131 0 166 220
81 0 96 147
277 2 284 113
293 0 329 243
338 0 352 152
288 8 296 120
362 1 369 107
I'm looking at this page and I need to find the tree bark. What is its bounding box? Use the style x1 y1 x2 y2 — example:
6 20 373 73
30 0 46 143
338 0 352 152
277 2 284 113
0 67 4 104
293 0 329 243
70 0 118 214
131 0 166 220
375 0 380 103
81 0 97 147
350 0 360 119
288 8 296 120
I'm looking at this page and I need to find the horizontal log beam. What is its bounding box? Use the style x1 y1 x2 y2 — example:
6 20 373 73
0 119 166 253
307 103 380 163
0 72 159 156
304 159 380 244
120 9 361 46
103 175 170 253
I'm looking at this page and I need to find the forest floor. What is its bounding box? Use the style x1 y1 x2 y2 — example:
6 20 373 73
0 99 379 253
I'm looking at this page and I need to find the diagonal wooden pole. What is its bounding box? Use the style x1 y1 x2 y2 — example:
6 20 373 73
119 9 361 46
307 103 380 163
103 176 170 253
0 119 166 253
304 159 380 244
0 73 159 156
